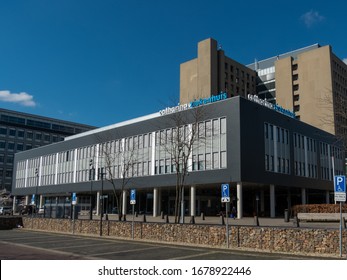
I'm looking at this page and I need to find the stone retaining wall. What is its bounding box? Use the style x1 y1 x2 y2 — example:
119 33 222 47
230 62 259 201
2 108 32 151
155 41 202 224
20 217 347 257
292 204 347 215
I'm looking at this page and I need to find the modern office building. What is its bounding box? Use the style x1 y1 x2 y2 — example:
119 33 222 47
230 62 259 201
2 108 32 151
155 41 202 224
181 38 347 156
0 108 96 192
180 38 257 104
12 96 344 219
247 43 347 150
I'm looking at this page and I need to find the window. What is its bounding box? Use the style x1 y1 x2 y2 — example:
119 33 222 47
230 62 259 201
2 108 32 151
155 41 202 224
205 153 211 170
17 143 24 151
212 152 219 169
8 142 15 151
0 127 7 135
220 151 227 168
265 155 269 171
36 133 42 141
270 125 274 140
198 154 204 170
212 119 219 135
220 118 226 134
264 123 269 139
9 129 16 137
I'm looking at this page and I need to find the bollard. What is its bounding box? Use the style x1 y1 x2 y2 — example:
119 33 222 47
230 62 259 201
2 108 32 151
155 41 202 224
161 211 164 219
135 211 138 217
165 214 169 223
190 216 195 224
254 215 259 226
293 215 300 227
220 215 225 225
201 212 205 220
284 209 289 222
142 214 146 223
123 214 126 221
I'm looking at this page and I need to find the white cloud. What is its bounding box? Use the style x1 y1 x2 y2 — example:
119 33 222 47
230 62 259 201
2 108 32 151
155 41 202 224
0 90 36 107
300 10 325 28
343 58 347 65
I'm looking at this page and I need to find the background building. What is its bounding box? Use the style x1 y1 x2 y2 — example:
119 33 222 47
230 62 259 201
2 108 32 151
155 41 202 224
180 38 257 104
0 108 96 192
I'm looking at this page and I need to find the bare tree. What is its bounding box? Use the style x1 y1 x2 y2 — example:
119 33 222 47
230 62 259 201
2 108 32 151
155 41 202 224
319 92 347 156
158 106 211 223
97 134 139 221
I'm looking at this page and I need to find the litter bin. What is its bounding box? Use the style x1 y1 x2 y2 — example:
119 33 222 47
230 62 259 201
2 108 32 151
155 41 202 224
284 209 289 222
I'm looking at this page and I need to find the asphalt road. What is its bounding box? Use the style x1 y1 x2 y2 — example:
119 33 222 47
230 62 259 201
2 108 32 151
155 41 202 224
0 229 339 260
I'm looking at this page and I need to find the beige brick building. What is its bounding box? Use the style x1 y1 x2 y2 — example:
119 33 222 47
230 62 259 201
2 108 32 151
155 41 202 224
179 38 257 104
180 39 347 160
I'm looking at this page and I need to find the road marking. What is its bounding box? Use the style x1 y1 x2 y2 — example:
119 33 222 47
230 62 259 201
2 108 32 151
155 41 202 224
90 245 159 257
170 251 216 260
53 242 116 250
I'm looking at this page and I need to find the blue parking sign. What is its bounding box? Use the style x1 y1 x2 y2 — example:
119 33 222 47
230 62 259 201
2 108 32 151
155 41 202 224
72 192 77 205
31 194 35 205
334 176 346 193
130 189 136 205
221 184 230 203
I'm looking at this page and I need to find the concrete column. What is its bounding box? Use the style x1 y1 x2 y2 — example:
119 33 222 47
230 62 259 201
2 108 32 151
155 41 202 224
237 182 243 219
153 188 159 217
39 195 43 208
12 196 16 213
325 190 330 204
190 186 196 216
301 188 306 205
270 184 275 218
25 195 30 205
122 190 127 215
96 192 100 215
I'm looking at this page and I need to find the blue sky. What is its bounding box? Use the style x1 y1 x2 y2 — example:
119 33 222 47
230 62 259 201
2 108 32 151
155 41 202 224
0 0 346 127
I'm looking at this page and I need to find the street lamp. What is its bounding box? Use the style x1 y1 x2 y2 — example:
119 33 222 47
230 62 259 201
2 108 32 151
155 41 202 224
99 167 104 236
89 159 95 220
31 167 39 228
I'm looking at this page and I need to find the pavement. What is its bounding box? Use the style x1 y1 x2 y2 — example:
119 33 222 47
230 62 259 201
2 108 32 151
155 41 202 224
79 213 344 229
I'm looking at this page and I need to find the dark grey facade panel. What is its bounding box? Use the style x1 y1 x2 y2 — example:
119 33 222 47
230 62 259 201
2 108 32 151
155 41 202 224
238 97 340 189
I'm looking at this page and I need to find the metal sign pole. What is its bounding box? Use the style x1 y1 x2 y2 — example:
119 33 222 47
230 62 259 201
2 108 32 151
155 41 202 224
340 201 342 257
221 184 230 249
132 204 135 239
130 189 136 240
72 204 75 234
226 202 229 249
334 175 346 258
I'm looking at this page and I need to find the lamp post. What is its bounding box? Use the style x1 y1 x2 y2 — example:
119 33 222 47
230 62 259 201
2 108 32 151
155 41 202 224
99 167 104 237
89 159 95 220
31 168 39 228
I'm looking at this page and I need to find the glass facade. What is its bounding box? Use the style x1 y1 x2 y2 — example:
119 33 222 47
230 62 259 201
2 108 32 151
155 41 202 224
264 122 290 174
15 117 227 189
